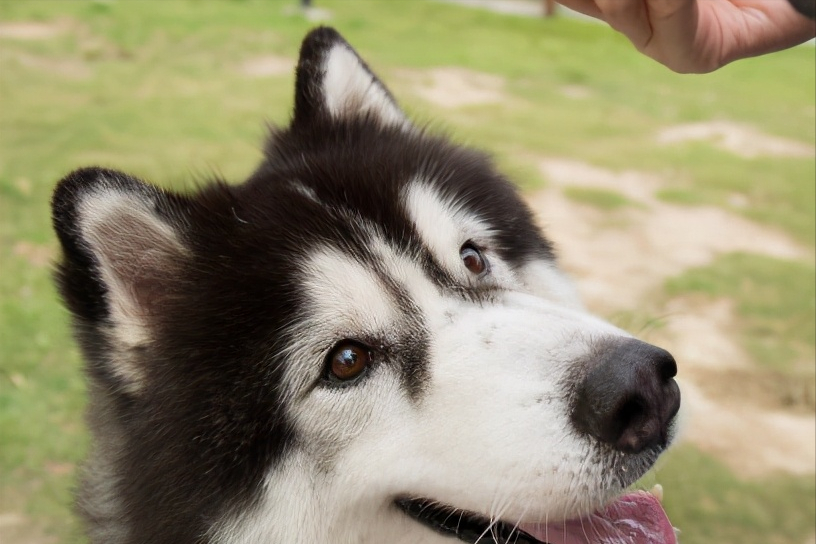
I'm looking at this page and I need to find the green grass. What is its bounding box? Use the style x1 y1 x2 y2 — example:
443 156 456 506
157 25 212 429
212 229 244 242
656 187 708 206
0 1 814 542
665 253 816 373
654 149 815 245
563 186 638 210
650 444 816 544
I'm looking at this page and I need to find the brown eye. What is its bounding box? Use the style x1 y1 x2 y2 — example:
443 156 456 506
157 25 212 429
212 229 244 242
327 342 371 383
460 242 487 275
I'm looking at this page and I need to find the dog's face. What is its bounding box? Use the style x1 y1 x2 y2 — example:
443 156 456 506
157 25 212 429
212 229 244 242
53 27 680 544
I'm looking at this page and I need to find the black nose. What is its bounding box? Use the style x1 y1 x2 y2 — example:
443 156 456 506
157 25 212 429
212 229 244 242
571 338 681 454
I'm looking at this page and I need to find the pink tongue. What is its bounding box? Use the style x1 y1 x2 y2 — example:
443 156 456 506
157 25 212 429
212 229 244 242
518 491 677 544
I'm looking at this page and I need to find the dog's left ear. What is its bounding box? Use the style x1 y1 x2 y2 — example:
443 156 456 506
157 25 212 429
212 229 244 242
292 26 409 129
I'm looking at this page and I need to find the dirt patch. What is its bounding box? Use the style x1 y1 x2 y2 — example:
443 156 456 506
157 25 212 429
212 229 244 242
0 18 129 79
560 84 593 99
656 297 816 413
0 18 109 79
439 0 599 20
13 242 54 268
396 67 506 108
538 158 663 202
688 366 815 413
657 121 814 159
0 513 56 544
238 55 294 78
13 178 33 196
678 382 816 478
44 461 75 477
0 50 91 79
654 297 751 371
525 157 815 477
529 159 810 312
281 4 333 22
655 296 816 410
441 0 548 17
0 21 64 41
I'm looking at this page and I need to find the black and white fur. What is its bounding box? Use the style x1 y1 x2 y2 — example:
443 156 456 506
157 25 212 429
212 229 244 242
52 27 680 544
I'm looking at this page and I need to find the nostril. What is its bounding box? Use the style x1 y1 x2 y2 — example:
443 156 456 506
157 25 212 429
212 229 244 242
615 396 660 453
593 395 648 450
616 397 646 434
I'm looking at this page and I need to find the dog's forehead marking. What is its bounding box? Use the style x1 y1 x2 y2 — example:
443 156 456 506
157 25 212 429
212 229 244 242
402 181 491 270
365 234 447 313
301 246 397 335
401 181 525 291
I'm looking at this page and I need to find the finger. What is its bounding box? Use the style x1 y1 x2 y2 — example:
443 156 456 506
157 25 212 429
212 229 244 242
593 0 653 47
646 0 699 40
644 0 701 61
555 0 603 19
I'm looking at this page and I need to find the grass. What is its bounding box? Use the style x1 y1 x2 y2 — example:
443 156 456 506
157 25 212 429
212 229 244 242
665 253 816 373
563 186 638 211
651 444 816 544
0 0 814 542
653 149 816 245
656 187 707 206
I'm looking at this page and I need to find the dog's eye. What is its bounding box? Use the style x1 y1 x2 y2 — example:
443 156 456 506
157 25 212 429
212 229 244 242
326 342 371 383
460 242 487 275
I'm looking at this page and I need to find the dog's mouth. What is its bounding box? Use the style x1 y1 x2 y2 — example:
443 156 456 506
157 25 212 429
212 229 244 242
396 486 678 544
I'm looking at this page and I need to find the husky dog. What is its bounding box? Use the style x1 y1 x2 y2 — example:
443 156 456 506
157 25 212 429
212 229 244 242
51 27 681 544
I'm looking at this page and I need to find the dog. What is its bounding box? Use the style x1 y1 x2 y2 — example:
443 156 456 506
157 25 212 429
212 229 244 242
51 26 681 544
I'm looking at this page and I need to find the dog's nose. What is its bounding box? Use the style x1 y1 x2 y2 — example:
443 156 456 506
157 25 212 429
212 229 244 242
570 338 681 454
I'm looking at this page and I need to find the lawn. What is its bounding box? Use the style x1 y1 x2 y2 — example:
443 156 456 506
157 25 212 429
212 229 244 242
1 1 814 543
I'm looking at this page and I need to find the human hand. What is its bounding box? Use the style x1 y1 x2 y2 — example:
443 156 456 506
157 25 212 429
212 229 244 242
556 0 816 73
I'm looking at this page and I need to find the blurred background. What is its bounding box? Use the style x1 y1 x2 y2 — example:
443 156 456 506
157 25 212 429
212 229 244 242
0 1 813 543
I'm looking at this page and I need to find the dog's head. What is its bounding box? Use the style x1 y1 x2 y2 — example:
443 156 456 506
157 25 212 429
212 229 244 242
53 27 680 544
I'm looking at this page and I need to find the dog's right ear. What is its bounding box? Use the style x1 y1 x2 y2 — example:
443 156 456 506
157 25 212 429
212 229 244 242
51 167 190 351
292 26 409 129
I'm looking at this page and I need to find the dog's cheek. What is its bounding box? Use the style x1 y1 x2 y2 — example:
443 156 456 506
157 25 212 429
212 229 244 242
287 371 405 466
518 260 585 310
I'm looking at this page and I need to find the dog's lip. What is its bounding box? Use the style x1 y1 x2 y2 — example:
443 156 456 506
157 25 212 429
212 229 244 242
396 489 678 544
395 497 545 543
